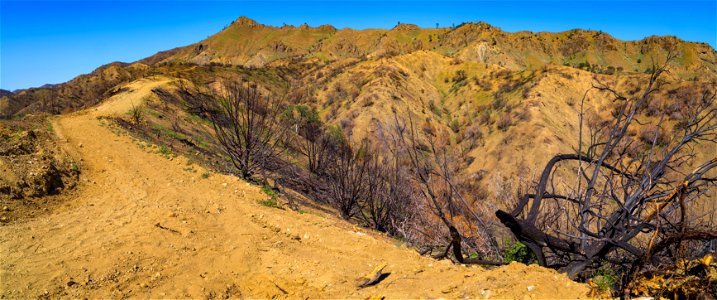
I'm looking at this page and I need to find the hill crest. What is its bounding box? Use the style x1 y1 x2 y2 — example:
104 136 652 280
144 17 715 82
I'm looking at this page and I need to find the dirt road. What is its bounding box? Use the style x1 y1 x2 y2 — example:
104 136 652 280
0 78 590 298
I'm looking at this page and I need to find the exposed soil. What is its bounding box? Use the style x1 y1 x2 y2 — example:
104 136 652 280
0 78 591 299
0 115 80 224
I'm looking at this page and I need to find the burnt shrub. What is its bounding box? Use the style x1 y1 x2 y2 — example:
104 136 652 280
496 113 512 131
639 125 669 146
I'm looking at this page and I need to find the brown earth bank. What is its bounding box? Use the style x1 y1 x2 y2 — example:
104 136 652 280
0 79 591 299
0 115 80 224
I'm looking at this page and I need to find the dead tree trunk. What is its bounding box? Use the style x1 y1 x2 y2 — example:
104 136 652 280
499 54 717 279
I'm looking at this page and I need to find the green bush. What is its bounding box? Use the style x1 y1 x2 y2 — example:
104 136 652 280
158 145 172 158
258 183 283 209
261 184 277 198
591 268 617 295
257 198 282 209
503 240 537 264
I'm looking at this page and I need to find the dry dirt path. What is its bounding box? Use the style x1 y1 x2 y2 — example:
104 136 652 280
0 78 590 299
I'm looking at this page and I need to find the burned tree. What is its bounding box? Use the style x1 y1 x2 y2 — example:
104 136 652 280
325 140 369 220
497 55 717 281
358 141 417 234
287 105 333 176
208 81 288 180
391 113 502 262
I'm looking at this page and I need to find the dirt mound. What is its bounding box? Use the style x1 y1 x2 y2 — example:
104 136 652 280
0 116 79 222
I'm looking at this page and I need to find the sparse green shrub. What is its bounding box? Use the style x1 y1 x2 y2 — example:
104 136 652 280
590 268 617 295
257 198 282 209
450 70 469 93
261 183 277 198
285 105 320 124
258 183 283 209
428 100 442 116
129 104 143 125
503 240 536 264
201 172 211 179
577 61 590 70
158 145 172 158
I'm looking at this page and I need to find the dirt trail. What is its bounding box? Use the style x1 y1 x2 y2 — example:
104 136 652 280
0 78 590 299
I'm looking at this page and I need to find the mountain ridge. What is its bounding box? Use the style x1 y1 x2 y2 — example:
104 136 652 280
144 16 715 80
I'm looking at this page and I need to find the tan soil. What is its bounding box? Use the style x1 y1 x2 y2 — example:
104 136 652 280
0 78 591 299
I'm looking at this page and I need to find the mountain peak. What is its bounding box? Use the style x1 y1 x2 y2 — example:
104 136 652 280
317 24 337 31
392 23 420 31
233 16 261 28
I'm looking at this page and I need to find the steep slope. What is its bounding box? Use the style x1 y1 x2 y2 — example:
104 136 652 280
0 77 591 298
281 49 715 201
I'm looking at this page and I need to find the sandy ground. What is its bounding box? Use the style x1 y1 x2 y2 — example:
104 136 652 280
0 78 591 299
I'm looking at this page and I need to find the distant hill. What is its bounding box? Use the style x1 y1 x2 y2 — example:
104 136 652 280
0 90 13 97
4 17 715 119
145 16 717 80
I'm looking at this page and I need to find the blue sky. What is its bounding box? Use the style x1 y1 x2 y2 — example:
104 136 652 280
1 1 715 91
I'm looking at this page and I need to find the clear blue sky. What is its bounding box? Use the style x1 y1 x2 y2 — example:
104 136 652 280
1 1 715 91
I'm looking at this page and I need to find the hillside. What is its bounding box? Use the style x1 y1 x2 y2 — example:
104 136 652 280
1 17 716 298
148 17 717 80
0 78 590 298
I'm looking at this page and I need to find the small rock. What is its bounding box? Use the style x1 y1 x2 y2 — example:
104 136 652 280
222 183 228 187
78 143 83 148
527 285 535 292
441 285 456 294
0 216 8 222
67 279 77 287
2 206 9 211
